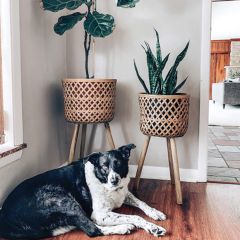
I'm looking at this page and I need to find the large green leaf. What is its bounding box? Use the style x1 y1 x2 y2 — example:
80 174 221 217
84 11 115 38
42 0 86 12
117 0 140 8
54 12 86 35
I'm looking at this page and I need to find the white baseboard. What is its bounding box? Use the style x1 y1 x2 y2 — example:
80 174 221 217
59 162 199 183
129 165 199 183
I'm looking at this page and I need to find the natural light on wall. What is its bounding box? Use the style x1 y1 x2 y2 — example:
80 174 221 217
0 0 24 167
212 1 240 40
0 21 4 145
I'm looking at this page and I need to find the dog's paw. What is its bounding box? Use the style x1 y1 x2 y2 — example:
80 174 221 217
117 224 135 234
98 224 135 235
145 223 166 237
145 208 167 221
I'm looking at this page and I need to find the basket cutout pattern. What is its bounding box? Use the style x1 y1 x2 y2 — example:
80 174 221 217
63 80 116 123
139 95 190 138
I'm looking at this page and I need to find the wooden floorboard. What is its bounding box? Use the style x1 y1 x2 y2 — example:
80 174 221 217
46 179 240 240
2 179 240 240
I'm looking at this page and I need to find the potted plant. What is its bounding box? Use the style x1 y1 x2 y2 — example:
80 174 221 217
41 0 140 123
134 30 190 138
133 30 190 204
41 0 140 160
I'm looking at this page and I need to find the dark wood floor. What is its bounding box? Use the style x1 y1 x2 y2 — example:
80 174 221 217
43 179 240 240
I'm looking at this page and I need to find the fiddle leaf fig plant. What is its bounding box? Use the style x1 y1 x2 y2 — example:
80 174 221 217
42 0 140 78
134 29 189 95
84 11 115 37
117 0 140 8
54 12 86 35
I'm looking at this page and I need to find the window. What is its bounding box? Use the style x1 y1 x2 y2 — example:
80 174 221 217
0 32 4 144
0 0 25 167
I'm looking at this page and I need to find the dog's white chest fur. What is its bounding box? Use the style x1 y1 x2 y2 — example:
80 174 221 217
85 162 130 218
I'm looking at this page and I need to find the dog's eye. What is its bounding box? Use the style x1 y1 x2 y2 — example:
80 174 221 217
101 165 109 173
113 160 120 167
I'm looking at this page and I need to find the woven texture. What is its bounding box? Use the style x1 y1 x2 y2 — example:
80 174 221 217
139 94 190 138
63 79 116 123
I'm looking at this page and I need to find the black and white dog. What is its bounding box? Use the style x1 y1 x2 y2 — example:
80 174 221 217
0 144 166 239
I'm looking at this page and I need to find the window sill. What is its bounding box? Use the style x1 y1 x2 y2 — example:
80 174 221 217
0 143 27 168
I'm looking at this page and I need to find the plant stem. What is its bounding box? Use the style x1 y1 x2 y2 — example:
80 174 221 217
84 31 91 79
84 4 93 79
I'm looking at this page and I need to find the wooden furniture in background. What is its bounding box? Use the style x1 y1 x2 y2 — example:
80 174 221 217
210 40 231 99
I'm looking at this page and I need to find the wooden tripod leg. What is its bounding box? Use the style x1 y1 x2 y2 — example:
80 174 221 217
104 122 116 150
80 124 87 159
167 138 175 185
134 136 151 191
170 138 183 205
68 124 80 164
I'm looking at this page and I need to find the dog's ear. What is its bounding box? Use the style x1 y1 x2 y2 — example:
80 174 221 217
85 152 101 166
118 144 136 160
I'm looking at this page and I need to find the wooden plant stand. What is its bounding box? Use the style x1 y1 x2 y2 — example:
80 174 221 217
62 78 117 163
134 136 182 204
134 93 190 205
68 122 115 164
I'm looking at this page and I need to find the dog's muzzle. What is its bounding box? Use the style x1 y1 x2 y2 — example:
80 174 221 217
108 170 121 187
110 176 120 186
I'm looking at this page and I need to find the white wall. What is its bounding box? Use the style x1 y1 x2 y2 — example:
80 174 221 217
212 1 240 40
67 0 202 171
0 0 68 204
0 0 207 204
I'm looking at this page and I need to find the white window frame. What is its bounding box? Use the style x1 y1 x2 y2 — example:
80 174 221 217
0 0 23 168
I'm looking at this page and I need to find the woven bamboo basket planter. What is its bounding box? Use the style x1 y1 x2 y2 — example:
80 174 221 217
62 79 117 123
138 93 190 138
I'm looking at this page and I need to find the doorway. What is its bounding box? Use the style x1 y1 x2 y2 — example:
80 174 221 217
207 0 240 184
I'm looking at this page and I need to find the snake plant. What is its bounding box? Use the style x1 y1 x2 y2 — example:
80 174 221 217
41 0 140 78
134 30 189 95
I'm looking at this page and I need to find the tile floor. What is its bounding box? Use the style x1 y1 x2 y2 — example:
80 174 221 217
208 126 240 183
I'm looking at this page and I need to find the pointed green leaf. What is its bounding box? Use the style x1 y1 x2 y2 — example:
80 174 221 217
42 0 86 12
160 53 170 72
155 54 169 94
134 60 150 94
143 42 158 94
173 41 190 70
152 66 162 94
144 42 158 66
54 12 86 35
164 42 189 95
117 0 140 8
173 77 188 94
155 29 162 64
169 70 178 94
84 11 115 38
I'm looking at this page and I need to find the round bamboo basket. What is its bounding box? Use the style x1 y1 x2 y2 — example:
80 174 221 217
62 79 117 123
138 93 190 138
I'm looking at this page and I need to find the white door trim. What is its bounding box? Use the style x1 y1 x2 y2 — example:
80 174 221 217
197 0 212 182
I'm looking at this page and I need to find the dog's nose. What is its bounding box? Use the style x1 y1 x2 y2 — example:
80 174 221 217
110 177 119 186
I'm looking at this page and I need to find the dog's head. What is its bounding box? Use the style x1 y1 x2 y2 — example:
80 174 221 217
86 144 136 190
